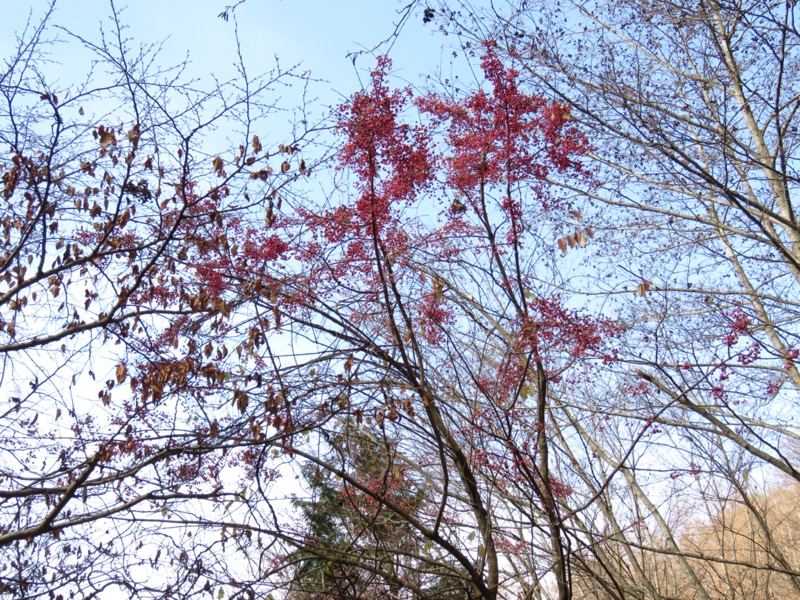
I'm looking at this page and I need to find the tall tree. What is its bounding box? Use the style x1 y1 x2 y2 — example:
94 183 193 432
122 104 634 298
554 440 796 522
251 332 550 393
0 3 313 597
429 0 800 596
245 47 612 600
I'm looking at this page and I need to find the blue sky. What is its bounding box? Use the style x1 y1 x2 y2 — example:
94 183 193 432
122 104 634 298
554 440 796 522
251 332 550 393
2 0 452 109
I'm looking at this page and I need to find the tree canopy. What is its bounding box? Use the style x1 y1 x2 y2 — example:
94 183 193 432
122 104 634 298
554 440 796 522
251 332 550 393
2 1 800 599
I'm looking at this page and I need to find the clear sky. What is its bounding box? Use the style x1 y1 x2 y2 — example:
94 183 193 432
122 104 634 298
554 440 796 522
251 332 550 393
2 0 452 109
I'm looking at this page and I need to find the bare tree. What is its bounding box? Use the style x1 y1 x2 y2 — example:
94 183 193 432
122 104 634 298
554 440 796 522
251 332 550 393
424 0 800 596
0 3 316 597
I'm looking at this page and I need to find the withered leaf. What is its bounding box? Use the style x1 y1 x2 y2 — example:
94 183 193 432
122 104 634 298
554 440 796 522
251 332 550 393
98 127 116 148
116 363 127 384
